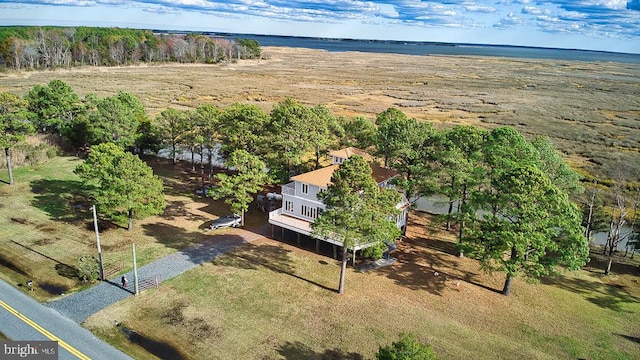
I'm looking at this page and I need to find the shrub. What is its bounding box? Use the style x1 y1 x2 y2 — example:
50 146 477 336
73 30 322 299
376 333 437 360
77 255 100 283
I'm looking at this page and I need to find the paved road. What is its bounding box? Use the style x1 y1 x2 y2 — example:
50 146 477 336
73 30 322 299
0 280 132 360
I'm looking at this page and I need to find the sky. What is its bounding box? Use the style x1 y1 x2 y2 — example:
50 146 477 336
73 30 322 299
0 1 639 54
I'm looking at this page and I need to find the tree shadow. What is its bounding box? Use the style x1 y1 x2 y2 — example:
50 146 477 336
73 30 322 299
83 218 118 233
145 155 216 198
584 252 640 277
195 200 234 219
54 263 78 279
213 243 337 293
10 240 79 279
0 251 29 277
162 199 209 222
38 281 69 296
272 228 342 260
142 223 207 251
615 334 640 345
277 341 363 360
378 236 501 296
30 179 89 222
119 324 187 360
541 274 639 312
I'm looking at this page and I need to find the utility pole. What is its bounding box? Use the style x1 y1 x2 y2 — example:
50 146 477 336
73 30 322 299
91 205 104 280
132 243 139 295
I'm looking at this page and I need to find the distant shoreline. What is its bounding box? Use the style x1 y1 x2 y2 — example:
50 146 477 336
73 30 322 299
204 32 640 64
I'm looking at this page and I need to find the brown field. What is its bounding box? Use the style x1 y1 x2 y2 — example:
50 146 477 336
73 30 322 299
1 47 639 180
1 48 639 359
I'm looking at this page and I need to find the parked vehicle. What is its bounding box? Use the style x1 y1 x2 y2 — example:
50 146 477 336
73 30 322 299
195 185 216 197
209 214 241 230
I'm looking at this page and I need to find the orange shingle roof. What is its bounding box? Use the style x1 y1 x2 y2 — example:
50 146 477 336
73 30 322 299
328 147 373 162
291 165 339 188
370 164 398 184
291 163 397 188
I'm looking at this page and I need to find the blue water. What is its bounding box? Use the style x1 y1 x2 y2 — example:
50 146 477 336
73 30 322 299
213 33 640 64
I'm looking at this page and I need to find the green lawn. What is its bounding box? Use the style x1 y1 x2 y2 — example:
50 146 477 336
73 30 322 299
0 155 234 301
84 234 640 360
2 156 639 359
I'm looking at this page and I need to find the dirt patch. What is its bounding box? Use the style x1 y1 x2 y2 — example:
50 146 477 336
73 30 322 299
35 223 59 234
34 238 56 246
162 302 221 340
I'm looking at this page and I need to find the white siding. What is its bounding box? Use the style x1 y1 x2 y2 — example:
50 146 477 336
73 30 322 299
279 181 326 221
295 181 323 201
332 156 345 165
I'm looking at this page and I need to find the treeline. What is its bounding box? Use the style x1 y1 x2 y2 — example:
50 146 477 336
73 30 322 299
1 80 638 272
0 26 261 69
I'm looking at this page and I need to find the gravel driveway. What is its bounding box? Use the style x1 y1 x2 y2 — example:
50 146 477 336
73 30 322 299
47 226 267 323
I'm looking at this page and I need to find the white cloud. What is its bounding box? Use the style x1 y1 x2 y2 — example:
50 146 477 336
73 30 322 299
465 5 496 13
521 6 551 15
0 0 638 52
494 12 527 28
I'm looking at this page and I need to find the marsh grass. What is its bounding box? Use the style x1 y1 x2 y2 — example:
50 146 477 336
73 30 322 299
1 48 637 181
1 49 638 356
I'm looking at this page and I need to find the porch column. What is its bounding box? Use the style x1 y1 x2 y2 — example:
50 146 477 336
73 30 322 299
333 245 337 259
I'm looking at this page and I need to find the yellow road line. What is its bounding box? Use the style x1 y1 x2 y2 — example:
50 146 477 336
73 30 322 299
0 299 91 360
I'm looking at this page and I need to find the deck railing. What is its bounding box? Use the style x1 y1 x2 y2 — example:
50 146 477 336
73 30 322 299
281 183 295 196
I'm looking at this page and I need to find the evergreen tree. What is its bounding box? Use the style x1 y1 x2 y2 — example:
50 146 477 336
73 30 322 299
209 150 269 226
313 155 401 294
75 143 166 231
0 92 34 185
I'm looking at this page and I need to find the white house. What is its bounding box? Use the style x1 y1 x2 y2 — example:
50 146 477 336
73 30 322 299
268 147 410 256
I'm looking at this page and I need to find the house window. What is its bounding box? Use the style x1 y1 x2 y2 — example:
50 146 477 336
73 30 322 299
285 200 294 212
301 205 318 219
301 183 309 195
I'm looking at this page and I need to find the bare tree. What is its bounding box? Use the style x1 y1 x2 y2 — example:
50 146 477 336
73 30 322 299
623 188 640 257
23 42 38 69
7 37 23 70
603 177 630 275
36 28 51 68
584 179 603 240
